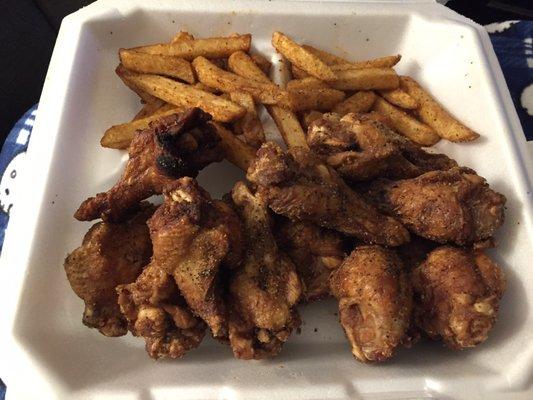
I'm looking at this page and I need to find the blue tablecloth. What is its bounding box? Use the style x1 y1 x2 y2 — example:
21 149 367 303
0 20 531 400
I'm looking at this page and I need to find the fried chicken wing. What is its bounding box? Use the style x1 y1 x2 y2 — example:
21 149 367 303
247 142 410 246
75 108 223 222
307 113 456 181
275 218 345 300
366 167 506 245
228 182 302 359
411 246 505 349
149 177 243 339
329 245 413 362
64 203 155 337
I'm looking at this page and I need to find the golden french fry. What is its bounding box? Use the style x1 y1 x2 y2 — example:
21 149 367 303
378 88 417 109
212 122 257 171
228 51 271 83
132 99 166 121
291 65 310 79
101 107 184 149
171 31 194 43
193 82 220 93
332 91 376 115
331 55 402 70
126 73 246 122
193 56 291 106
250 53 271 75
329 68 399 91
301 44 351 65
300 110 323 130
373 96 440 146
119 49 195 84
230 91 265 148
288 88 345 112
286 77 328 91
272 32 337 81
400 76 480 142
115 64 161 103
132 34 251 60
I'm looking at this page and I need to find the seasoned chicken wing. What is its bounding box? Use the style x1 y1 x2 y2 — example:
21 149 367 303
247 141 409 246
149 177 243 339
275 218 345 301
411 247 505 349
64 203 155 337
329 245 413 362
366 167 506 245
307 113 456 181
75 108 223 222
228 182 302 359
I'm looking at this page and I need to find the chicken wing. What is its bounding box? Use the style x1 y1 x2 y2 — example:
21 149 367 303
75 108 223 222
366 167 506 245
149 177 243 339
329 245 413 362
64 203 155 337
275 217 345 301
228 181 302 359
411 246 505 349
247 141 409 246
307 113 456 181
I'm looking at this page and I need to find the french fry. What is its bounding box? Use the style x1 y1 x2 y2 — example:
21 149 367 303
119 49 195 83
286 77 328 91
291 65 310 79
171 31 194 43
400 76 480 142
226 50 309 148
302 45 401 68
288 88 345 112
115 64 161 103
372 96 440 146
329 68 399 91
126 73 246 122
212 122 256 171
332 91 376 115
101 107 184 149
132 99 166 121
193 82 220 93
132 34 251 60
300 110 323 130
301 44 351 65
272 32 337 81
230 91 265 148
192 56 291 106
378 88 417 109
250 53 271 75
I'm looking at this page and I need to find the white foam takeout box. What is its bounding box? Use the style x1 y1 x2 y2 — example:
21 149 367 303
0 0 532 399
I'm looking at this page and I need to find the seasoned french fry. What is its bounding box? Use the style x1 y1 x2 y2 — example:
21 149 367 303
132 99 166 121
288 88 345 112
193 82 220 93
250 53 271 75
301 44 350 65
302 45 401 69
126 73 246 122
101 107 183 149
212 122 256 171
115 64 161 103
332 91 376 115
132 34 251 60
119 49 195 83
230 91 265 148
329 68 399 91
373 96 440 146
272 32 337 81
300 110 323 130
228 51 271 83
291 65 310 79
400 76 480 142
378 88 417 109
193 56 291 106
171 31 194 43
286 77 328 91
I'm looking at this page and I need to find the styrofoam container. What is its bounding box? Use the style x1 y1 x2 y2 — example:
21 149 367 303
0 0 532 399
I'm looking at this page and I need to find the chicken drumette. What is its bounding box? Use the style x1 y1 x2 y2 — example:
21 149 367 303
366 167 506 245
75 108 223 222
307 113 456 181
411 246 505 349
64 203 155 337
329 245 413 362
228 182 303 359
247 142 409 246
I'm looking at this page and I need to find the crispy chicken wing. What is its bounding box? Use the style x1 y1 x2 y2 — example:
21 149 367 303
275 218 345 301
307 113 456 181
411 247 505 349
329 245 413 362
228 182 303 359
75 108 223 222
64 203 155 337
247 141 409 246
149 177 243 339
366 167 506 245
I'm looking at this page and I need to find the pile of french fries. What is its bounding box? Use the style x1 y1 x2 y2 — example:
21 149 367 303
102 30 480 157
